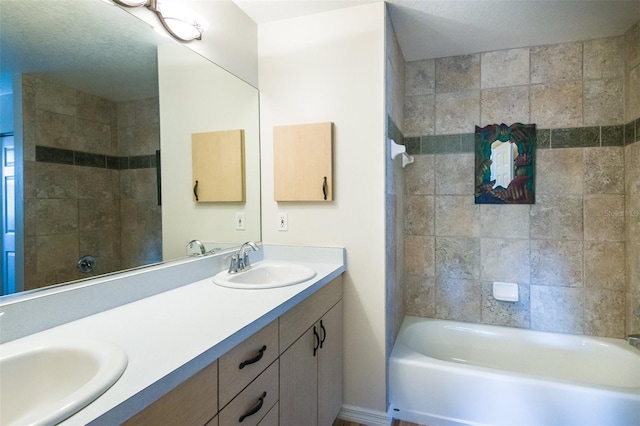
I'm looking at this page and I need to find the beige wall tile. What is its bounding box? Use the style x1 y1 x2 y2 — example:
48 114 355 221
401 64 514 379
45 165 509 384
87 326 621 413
435 90 480 134
530 240 583 287
583 78 624 125
35 110 77 150
536 148 583 195
584 194 625 242
531 42 582 84
434 153 474 195
627 291 640 335
435 236 480 280
435 277 481 322
530 285 584 334
79 229 120 261
78 198 119 232
530 194 583 240
481 48 530 89
481 282 530 328
530 81 583 128
23 160 36 199
480 86 530 125
24 199 37 238
404 275 435 317
76 118 112 155
77 91 115 125
480 238 530 284
404 94 435 137
479 204 530 239
35 77 77 116
405 195 434 236
36 199 78 235
626 22 640 71
405 59 435 96
584 36 624 80
405 154 435 195
36 233 79 277
435 195 479 237
627 65 640 122
435 54 480 93
627 193 640 243
583 147 624 194
77 168 119 200
585 288 625 338
625 142 640 194
36 163 77 199
584 242 626 291
404 235 435 278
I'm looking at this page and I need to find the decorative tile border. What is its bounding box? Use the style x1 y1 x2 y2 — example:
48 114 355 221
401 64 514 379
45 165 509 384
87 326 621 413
403 118 640 155
35 145 157 170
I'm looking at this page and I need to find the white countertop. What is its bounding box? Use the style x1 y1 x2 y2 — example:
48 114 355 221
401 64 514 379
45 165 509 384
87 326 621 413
0 246 345 425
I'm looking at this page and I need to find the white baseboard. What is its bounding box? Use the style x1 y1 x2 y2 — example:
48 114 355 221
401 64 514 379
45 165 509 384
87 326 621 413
337 404 391 426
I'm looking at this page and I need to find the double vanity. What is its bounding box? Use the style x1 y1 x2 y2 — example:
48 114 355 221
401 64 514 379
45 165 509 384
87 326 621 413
0 245 346 425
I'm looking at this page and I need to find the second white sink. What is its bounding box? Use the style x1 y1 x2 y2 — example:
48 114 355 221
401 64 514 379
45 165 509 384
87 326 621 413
0 338 128 426
213 261 317 289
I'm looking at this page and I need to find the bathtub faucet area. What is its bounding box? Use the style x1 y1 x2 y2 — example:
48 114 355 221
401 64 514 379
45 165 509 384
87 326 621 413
629 334 640 349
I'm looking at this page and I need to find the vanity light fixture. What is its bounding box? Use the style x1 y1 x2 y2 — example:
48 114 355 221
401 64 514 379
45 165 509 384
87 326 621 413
112 0 207 42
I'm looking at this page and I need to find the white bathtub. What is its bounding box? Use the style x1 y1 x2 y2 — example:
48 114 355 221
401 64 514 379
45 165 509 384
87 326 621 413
389 316 640 426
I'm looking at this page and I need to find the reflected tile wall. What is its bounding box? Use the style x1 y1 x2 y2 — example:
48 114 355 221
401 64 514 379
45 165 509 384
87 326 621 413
402 27 639 338
22 76 160 290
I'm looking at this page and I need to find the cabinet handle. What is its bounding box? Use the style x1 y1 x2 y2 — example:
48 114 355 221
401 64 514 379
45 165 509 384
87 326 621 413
239 345 267 369
322 176 328 200
239 391 266 422
320 320 326 349
193 180 199 201
313 326 320 357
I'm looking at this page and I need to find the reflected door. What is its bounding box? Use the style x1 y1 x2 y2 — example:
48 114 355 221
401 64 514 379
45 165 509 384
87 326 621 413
491 142 514 189
1 135 15 294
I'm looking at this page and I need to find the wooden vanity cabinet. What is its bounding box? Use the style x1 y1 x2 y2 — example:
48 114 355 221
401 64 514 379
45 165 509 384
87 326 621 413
124 277 342 426
279 277 343 426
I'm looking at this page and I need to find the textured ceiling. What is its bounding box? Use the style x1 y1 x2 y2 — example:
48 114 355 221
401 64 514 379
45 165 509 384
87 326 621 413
234 0 640 61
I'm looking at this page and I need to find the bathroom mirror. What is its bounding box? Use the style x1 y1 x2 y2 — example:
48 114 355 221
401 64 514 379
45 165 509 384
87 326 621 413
474 123 536 204
0 0 261 296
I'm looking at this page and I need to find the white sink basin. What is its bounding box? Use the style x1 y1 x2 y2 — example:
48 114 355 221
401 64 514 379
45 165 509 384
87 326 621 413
213 261 317 289
0 338 128 426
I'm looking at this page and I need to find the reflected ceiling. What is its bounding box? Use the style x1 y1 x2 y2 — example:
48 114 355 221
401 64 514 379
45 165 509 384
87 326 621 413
0 0 165 100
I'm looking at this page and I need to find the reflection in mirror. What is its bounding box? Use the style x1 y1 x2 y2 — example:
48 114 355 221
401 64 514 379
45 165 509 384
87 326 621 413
0 0 260 297
475 123 536 204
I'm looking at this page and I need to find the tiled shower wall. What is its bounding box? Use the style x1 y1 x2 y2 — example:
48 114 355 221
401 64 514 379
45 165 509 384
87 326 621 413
21 75 161 291
402 22 640 338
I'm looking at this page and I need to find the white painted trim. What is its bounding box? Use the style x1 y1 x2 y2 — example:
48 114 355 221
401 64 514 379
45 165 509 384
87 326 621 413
338 404 391 426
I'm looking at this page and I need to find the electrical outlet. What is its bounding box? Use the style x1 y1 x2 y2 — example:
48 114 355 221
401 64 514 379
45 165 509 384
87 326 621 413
235 212 245 230
277 212 288 231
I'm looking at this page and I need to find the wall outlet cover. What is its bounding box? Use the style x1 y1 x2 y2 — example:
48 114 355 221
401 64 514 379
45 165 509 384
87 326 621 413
278 212 288 231
235 212 245 230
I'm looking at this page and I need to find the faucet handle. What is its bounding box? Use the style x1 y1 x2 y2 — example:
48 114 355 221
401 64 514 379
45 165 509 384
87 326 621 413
228 253 239 274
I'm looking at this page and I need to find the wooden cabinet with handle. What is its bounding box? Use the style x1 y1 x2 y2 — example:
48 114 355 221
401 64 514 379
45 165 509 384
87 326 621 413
273 122 333 201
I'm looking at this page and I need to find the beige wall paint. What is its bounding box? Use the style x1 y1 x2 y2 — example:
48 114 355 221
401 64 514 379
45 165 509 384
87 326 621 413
258 3 388 413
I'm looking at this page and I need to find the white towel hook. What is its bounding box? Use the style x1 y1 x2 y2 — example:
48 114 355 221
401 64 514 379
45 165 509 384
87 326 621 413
390 139 414 168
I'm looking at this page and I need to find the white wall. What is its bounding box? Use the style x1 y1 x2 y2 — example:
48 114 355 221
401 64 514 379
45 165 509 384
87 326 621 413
158 42 261 260
0 93 13 133
258 3 388 413
122 0 258 87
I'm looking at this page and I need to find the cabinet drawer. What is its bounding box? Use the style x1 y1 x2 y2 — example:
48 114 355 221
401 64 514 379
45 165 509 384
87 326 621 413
219 360 279 426
279 276 342 353
124 360 218 426
219 319 278 408
258 401 278 426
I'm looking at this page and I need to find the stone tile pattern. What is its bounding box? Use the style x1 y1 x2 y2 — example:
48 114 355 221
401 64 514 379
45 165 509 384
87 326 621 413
402 24 640 339
385 15 407 367
21 75 161 290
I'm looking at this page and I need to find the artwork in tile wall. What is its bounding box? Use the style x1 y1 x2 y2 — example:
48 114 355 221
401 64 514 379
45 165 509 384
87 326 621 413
475 123 536 204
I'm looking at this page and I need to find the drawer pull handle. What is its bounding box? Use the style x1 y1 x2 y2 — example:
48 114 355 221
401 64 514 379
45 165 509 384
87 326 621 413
239 391 266 422
193 180 199 201
320 320 327 349
313 326 320 357
239 345 267 369
322 176 328 200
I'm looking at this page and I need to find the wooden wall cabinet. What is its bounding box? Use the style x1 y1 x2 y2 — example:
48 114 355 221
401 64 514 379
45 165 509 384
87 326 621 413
192 130 245 202
273 122 333 201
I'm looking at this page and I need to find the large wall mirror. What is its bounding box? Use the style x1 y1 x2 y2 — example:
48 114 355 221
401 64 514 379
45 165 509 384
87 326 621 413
0 0 261 297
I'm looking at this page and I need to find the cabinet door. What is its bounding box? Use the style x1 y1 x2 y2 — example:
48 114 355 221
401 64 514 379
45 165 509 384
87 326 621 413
192 129 245 202
273 122 333 201
279 326 318 426
318 301 343 426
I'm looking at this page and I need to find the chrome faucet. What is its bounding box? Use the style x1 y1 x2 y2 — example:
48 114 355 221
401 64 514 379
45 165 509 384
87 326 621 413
228 241 259 273
628 334 640 350
186 239 206 256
